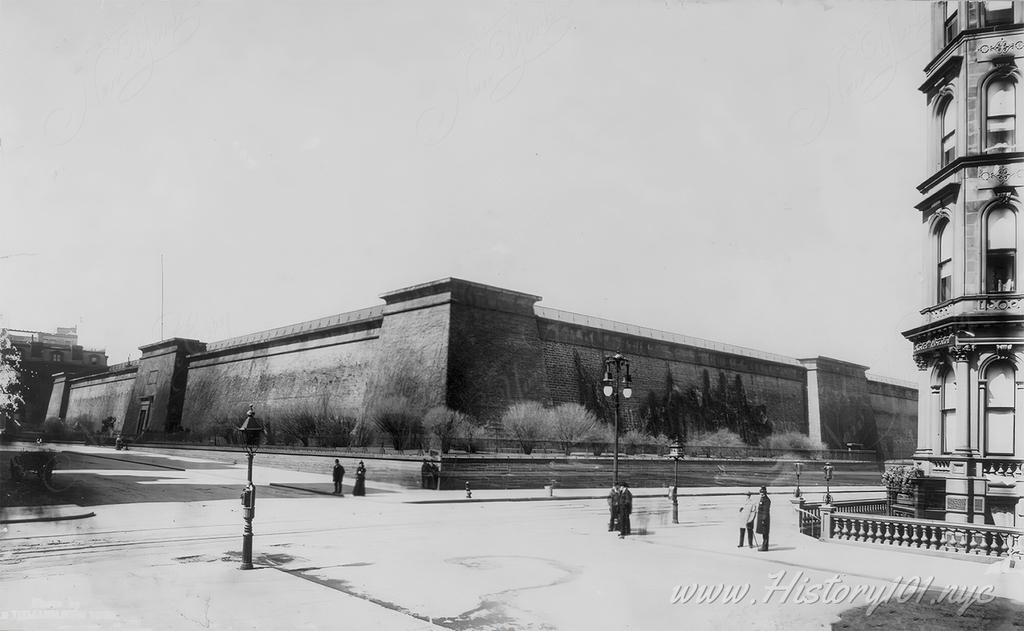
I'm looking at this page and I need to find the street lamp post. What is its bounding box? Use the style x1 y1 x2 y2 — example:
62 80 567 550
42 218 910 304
236 404 264 570
668 438 682 524
601 352 633 487
823 462 834 506
794 462 803 498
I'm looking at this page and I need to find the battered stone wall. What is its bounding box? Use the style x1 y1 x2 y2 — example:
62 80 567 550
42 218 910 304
447 284 550 423
51 278 916 456
61 368 137 427
360 287 451 417
867 377 918 460
538 316 809 434
182 328 380 427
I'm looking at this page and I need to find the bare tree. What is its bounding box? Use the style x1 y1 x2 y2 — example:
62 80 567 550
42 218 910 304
423 406 472 453
550 403 596 455
500 401 551 455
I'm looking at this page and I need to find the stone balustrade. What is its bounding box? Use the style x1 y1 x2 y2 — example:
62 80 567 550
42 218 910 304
822 508 1022 558
981 458 1024 479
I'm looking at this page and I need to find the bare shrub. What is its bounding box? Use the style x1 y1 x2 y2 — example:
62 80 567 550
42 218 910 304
550 403 596 455
371 398 424 452
423 406 472 453
689 429 745 448
760 431 826 452
500 401 551 455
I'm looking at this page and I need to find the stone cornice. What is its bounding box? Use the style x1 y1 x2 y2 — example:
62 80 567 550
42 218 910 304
381 278 542 316
918 153 1024 194
919 55 964 94
915 181 961 213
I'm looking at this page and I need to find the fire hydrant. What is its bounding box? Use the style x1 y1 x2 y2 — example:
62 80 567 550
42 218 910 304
465 482 472 499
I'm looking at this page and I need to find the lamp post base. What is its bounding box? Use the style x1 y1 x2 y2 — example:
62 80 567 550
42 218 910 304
241 531 253 569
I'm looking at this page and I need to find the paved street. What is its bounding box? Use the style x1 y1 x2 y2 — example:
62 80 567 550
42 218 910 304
1 445 1023 630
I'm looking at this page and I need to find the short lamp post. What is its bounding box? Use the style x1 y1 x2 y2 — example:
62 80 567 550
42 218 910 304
601 352 633 487
237 405 264 570
823 462 834 506
794 462 803 498
668 439 682 524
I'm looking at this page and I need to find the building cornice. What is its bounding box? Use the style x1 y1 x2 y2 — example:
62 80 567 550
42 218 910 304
923 26 1024 75
919 55 963 94
917 152 1024 193
915 181 961 213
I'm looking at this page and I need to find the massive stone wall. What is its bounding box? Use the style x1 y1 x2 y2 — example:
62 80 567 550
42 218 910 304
446 283 550 424
867 377 918 461
49 277 917 459
537 313 809 435
182 327 380 427
62 369 136 427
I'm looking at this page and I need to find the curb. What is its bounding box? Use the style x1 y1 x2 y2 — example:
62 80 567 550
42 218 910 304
405 487 885 505
64 450 187 472
1 511 96 525
269 482 339 497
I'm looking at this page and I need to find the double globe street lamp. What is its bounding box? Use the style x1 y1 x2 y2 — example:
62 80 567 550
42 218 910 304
601 352 633 487
237 405 265 570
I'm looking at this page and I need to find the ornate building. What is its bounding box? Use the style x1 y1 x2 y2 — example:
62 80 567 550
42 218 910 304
6 327 108 427
905 1 1024 525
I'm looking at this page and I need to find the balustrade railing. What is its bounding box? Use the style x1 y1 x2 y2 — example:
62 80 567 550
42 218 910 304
797 506 821 538
826 512 1022 558
981 459 1024 479
800 497 889 516
833 499 889 515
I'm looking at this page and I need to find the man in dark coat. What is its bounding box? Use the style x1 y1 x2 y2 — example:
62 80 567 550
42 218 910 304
618 482 633 538
421 459 431 489
332 459 345 495
607 482 620 532
755 486 771 551
429 462 440 489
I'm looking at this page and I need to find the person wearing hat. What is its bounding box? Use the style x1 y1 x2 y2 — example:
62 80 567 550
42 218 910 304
618 482 633 538
755 486 771 551
738 491 756 548
332 459 345 495
607 482 621 532
353 460 367 496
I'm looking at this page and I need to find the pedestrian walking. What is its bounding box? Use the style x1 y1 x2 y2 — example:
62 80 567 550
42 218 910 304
755 486 771 551
332 459 345 495
353 460 367 496
618 482 633 538
738 491 756 548
607 482 621 532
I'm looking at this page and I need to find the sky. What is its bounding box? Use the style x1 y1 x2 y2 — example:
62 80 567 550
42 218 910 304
1 0 933 382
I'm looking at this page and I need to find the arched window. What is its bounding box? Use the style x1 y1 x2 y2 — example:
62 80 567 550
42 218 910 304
940 98 956 166
984 1 1014 26
986 206 1017 293
985 361 1016 455
937 219 954 302
941 367 957 454
986 78 1016 153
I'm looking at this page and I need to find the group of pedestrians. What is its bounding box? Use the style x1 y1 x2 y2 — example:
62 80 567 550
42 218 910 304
332 459 367 496
606 481 633 538
738 486 771 551
420 459 440 489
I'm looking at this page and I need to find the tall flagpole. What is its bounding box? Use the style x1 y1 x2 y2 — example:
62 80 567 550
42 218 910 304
160 254 164 339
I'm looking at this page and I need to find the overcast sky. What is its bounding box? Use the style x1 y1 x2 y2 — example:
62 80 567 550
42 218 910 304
1 0 932 382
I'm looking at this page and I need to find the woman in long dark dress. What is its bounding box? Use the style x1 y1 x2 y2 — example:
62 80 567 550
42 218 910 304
353 461 366 496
